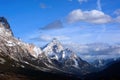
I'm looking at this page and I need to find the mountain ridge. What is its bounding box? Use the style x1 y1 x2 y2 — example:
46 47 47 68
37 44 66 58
0 17 94 77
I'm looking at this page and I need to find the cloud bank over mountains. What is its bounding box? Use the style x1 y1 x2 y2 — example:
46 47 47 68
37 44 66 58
17 0 120 62
29 8 120 45
67 9 112 24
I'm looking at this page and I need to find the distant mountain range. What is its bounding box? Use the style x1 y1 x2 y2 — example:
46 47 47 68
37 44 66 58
0 17 119 80
84 60 120 80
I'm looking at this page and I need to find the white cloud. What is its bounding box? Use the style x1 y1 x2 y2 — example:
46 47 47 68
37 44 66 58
114 9 120 15
40 35 52 41
114 9 120 23
80 54 120 61
97 0 102 11
65 42 120 61
38 35 70 41
67 9 112 24
78 0 87 4
115 16 120 23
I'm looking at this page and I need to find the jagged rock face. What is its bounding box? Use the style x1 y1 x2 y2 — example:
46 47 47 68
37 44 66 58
42 40 94 75
43 38 65 60
0 17 42 59
0 17 95 76
0 17 43 72
0 17 13 36
25 43 42 58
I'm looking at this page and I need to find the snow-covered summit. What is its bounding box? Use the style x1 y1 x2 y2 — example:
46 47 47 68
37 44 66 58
43 38 64 52
0 17 13 37
43 38 64 60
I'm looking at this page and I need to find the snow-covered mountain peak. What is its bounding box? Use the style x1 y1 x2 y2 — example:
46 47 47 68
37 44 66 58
51 38 62 46
0 17 13 37
52 38 58 42
43 38 64 54
42 38 65 60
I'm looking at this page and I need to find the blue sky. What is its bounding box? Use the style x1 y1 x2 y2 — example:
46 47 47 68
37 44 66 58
0 0 120 46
